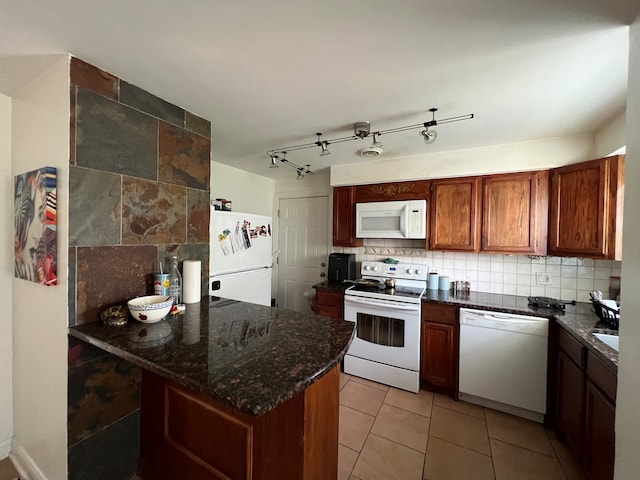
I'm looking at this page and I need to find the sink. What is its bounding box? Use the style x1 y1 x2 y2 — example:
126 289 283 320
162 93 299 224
593 332 619 352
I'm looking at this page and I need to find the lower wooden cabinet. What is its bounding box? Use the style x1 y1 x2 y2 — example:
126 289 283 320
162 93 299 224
553 326 617 480
584 379 616 480
314 287 344 320
555 349 585 459
420 303 459 396
140 367 340 480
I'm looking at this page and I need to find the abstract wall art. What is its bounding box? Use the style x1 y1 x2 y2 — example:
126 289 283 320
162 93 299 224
14 166 57 285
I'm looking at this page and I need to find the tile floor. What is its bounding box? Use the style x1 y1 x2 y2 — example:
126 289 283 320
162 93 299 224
338 372 587 480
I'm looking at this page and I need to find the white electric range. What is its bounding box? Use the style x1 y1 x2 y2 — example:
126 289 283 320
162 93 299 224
343 261 427 393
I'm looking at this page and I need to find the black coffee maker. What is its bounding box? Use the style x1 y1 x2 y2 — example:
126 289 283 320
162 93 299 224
327 253 356 282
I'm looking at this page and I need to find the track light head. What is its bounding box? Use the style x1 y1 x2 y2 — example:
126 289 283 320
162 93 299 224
269 154 279 168
420 127 437 144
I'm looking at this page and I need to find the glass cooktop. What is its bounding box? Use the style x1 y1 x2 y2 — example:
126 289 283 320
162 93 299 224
345 284 425 302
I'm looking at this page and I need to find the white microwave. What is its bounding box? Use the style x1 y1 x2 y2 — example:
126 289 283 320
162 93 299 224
355 200 427 239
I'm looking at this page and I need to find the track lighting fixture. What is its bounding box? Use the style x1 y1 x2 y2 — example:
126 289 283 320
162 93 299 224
268 151 314 179
420 107 438 145
266 107 473 173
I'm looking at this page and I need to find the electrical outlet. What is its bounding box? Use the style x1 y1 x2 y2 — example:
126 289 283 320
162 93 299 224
536 272 552 285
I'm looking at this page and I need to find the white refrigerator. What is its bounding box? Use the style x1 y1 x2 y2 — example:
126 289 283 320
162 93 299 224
209 210 273 306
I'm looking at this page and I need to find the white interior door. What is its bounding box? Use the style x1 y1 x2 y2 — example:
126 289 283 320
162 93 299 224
277 196 329 312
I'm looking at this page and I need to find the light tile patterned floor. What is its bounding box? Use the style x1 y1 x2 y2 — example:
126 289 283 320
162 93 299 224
338 372 587 480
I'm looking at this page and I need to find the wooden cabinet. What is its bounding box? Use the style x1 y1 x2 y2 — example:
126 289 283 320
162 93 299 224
314 288 344 320
429 171 548 254
429 177 481 251
140 367 340 480
553 326 617 480
549 155 624 259
420 303 459 396
584 352 617 480
481 170 548 255
355 180 430 203
556 349 585 459
332 186 362 247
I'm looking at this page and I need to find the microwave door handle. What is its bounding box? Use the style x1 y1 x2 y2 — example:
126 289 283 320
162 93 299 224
400 204 408 237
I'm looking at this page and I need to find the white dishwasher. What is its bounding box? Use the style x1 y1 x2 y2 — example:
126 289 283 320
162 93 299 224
459 308 549 423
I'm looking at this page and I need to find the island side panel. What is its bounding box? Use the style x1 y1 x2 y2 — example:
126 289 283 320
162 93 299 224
139 366 340 480
303 365 339 480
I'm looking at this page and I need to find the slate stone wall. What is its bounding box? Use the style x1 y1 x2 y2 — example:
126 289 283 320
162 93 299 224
67 57 212 479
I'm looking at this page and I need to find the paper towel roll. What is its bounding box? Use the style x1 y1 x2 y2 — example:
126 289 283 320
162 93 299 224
182 260 201 303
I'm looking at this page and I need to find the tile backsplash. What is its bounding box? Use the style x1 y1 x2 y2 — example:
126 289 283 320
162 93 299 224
334 239 621 303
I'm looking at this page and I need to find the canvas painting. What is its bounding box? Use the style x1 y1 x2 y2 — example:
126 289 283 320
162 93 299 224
14 166 57 285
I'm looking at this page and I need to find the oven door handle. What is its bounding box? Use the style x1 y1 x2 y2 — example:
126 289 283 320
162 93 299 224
345 296 420 311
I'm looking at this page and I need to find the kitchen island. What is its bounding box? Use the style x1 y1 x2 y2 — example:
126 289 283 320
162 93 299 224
69 297 355 480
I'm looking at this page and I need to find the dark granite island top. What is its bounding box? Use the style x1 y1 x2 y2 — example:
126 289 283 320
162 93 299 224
69 296 355 416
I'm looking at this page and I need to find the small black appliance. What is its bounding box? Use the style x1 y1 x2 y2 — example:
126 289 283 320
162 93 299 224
328 253 356 282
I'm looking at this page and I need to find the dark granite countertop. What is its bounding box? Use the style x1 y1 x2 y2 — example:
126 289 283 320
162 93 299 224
313 280 352 292
69 296 355 416
421 289 618 369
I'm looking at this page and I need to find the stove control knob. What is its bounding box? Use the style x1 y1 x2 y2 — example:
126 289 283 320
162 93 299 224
364 264 371 271
372 265 379 272
415 269 423 275
406 268 414 274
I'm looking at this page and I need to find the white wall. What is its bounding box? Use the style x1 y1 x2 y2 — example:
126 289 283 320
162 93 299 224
0 94 13 459
211 161 275 216
594 109 627 158
616 17 640 480
10 55 69 480
330 133 594 186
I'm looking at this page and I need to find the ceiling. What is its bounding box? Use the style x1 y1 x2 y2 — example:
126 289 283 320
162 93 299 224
0 1 638 179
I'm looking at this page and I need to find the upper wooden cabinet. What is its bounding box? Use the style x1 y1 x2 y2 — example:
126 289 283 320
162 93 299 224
429 177 482 251
333 186 362 247
355 180 430 203
429 171 548 254
548 155 624 259
481 170 549 255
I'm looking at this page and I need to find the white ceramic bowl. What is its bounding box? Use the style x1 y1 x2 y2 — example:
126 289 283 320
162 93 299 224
127 295 173 323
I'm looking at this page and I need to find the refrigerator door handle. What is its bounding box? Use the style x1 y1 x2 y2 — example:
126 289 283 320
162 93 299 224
211 267 271 280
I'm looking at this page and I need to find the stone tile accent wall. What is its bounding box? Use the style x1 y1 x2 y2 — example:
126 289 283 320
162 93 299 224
68 56 211 327
67 56 212 479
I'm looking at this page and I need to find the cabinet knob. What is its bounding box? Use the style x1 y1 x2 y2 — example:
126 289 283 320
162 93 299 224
320 272 326 277
321 262 326 267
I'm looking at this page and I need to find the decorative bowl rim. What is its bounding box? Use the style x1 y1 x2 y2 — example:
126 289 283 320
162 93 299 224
127 295 173 311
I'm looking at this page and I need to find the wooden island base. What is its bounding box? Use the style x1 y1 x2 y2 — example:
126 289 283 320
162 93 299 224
139 366 340 480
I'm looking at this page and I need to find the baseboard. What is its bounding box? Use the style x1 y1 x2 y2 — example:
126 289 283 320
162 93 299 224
0 437 10 459
10 441 49 480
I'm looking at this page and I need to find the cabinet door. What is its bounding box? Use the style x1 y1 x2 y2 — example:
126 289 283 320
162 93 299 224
482 171 548 254
555 350 585 460
584 380 615 480
420 322 457 392
421 303 459 396
333 186 362 247
315 289 344 320
549 156 624 259
429 177 481 251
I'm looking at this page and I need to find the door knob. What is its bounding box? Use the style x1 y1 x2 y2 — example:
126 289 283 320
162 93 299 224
320 272 326 277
